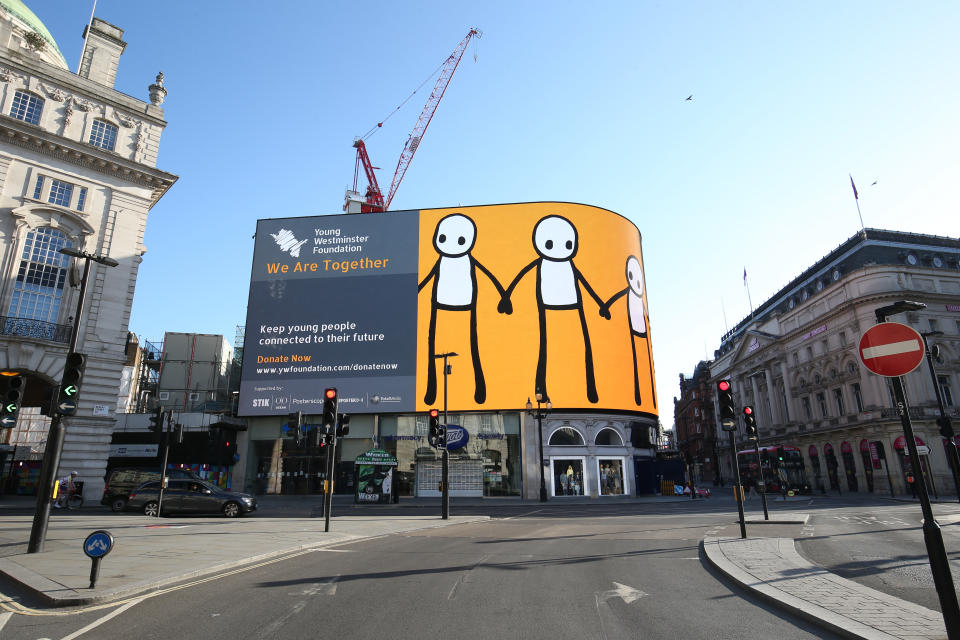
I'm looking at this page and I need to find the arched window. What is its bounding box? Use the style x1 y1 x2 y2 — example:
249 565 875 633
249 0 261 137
595 428 624 446
7 227 72 323
10 90 44 125
89 119 118 151
548 427 584 446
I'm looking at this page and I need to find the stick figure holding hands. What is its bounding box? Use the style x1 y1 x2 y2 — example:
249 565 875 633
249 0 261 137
419 213 506 404
599 255 656 407
498 215 606 403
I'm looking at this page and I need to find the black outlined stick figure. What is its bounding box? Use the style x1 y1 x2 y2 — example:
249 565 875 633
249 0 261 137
600 255 656 408
419 214 505 405
498 215 606 404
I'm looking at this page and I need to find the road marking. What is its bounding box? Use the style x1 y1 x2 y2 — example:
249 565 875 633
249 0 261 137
288 575 340 597
597 582 647 605
448 554 489 600
502 509 546 520
59 598 142 640
0 611 11 632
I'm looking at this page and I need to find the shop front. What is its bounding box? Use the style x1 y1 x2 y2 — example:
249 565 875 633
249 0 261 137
543 423 633 498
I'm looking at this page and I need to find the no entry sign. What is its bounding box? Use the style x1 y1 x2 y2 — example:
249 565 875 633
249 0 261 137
858 322 925 377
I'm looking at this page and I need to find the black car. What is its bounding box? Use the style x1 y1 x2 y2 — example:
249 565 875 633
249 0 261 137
102 467 201 512
126 479 257 518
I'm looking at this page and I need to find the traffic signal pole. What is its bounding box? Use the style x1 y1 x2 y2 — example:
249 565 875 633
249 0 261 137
28 257 90 554
156 410 172 516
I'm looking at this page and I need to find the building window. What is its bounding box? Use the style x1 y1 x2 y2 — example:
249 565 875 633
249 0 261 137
6 227 72 323
89 119 118 151
10 90 43 125
816 392 828 418
47 179 73 207
834 389 845 415
793 352 799 366
821 339 829 354
802 397 812 420
33 175 44 199
929 319 939 332
548 427 585 446
806 346 814 361
852 383 863 413
956 320 960 335
77 187 88 212
939 375 954 407
595 428 624 446
839 331 847 346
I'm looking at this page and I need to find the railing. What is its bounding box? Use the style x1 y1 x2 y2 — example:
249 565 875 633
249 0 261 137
0 316 71 344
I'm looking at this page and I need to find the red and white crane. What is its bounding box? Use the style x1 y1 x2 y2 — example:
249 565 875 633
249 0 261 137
347 28 480 213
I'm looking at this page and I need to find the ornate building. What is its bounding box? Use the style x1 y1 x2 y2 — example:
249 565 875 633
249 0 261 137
674 360 720 484
0 1 176 499
706 229 960 496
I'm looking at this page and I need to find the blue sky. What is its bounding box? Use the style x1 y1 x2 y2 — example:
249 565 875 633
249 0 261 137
28 1 960 430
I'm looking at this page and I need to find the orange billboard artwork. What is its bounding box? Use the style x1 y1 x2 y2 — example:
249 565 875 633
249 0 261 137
415 202 656 417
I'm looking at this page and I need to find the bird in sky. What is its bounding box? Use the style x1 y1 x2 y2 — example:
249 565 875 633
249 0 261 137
871 180 878 186
685 95 693 101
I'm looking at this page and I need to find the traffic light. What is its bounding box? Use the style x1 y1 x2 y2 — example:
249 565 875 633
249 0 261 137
776 446 785 462
222 434 237 466
322 388 338 431
0 374 24 429
172 423 184 444
743 406 757 439
57 352 86 416
428 409 443 447
717 380 735 430
288 411 303 445
337 414 350 438
938 416 955 439
148 407 164 433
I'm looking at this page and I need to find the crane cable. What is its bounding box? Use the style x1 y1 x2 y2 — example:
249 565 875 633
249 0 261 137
360 35 480 142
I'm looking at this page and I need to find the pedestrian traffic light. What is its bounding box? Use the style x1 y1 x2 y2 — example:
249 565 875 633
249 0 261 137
221 434 237 466
322 388 338 430
717 380 735 430
288 410 303 444
938 416 955 439
172 423 184 444
337 413 350 438
0 374 24 429
776 446 785 461
148 407 164 433
743 405 757 439
428 409 442 447
57 352 86 415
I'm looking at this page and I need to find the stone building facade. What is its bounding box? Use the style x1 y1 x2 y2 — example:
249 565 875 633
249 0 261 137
0 2 176 500
674 360 720 485
706 229 960 497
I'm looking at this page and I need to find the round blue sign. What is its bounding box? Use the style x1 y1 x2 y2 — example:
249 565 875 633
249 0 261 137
445 425 469 451
83 530 114 558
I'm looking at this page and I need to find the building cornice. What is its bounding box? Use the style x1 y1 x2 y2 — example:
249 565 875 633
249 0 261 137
0 116 178 208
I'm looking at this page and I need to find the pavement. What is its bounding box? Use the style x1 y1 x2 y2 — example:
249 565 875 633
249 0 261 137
0 490 952 640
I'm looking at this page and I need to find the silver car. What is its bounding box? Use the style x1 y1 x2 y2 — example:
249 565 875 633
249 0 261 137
127 479 257 518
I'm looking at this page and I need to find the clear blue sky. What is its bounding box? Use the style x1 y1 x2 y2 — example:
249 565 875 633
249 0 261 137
29 1 960 430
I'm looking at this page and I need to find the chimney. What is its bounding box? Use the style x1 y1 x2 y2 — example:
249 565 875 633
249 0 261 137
78 18 126 88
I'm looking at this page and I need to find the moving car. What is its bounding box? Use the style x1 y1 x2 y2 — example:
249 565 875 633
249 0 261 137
101 467 201 512
126 479 257 518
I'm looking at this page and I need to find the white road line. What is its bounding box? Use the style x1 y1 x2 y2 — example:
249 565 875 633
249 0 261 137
502 509 546 520
0 610 11 632
59 598 142 640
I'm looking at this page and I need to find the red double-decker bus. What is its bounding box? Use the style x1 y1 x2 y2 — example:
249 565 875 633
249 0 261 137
737 445 810 494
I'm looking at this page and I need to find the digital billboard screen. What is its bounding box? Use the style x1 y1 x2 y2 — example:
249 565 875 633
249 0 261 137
240 202 656 419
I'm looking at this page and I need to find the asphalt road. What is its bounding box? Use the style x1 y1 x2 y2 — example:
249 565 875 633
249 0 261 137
0 502 837 640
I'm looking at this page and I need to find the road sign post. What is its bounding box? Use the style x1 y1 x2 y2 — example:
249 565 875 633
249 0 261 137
863 313 960 637
83 530 114 588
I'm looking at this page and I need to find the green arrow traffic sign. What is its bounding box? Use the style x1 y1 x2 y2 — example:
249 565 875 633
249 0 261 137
5 403 16 413
63 385 77 396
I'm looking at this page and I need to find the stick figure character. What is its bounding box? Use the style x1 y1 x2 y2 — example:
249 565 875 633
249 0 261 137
418 213 505 405
599 256 656 407
499 215 606 403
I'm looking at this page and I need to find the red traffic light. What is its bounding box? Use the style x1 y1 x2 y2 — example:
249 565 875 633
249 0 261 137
429 409 439 418
743 406 753 415
324 388 337 399
717 380 731 392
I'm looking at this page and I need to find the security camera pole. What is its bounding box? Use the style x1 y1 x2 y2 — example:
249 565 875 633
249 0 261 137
435 352 457 520
29 248 118 553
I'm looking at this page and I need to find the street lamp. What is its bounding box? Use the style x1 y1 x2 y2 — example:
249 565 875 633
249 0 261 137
874 300 926 323
921 330 960 502
526 391 551 502
28 247 119 553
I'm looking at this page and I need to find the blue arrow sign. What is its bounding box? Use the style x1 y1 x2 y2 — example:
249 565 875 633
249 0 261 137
83 530 114 559
58 400 77 415
0 415 15 428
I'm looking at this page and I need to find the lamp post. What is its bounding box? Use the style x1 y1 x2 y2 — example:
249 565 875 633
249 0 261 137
526 391 551 502
920 330 960 502
28 247 118 553
874 302 960 636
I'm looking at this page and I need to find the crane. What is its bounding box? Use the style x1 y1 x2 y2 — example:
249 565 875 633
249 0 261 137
346 28 481 213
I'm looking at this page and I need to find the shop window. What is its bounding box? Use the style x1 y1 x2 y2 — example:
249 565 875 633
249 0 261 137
548 427 584 446
598 459 624 495
595 428 623 446
552 459 584 496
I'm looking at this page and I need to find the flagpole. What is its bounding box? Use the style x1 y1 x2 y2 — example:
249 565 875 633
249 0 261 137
720 298 729 333
849 174 865 232
743 268 754 315
76 0 98 75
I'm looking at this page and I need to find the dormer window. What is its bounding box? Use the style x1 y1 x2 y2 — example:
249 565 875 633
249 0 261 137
89 119 118 151
10 90 44 125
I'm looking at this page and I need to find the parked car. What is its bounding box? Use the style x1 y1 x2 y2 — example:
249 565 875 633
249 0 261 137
101 467 200 512
126 479 257 518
